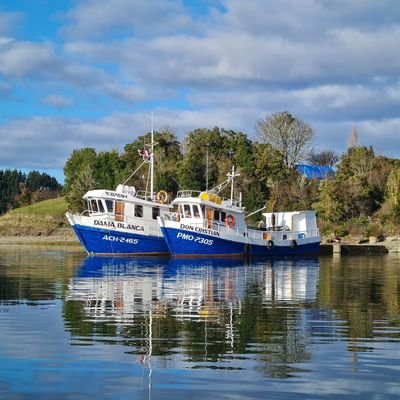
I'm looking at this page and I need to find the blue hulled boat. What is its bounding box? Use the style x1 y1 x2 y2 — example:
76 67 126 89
66 129 172 256
158 167 320 257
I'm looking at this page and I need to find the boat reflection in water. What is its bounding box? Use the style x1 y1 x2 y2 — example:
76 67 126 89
67 256 320 387
68 256 320 322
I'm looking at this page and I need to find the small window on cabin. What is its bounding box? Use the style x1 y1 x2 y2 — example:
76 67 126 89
214 210 220 221
221 211 226 223
90 199 98 213
184 204 191 218
135 204 143 218
152 207 160 220
193 205 201 218
105 200 114 213
97 200 105 213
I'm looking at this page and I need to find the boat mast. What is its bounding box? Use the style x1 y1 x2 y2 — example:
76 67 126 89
150 113 154 200
230 165 235 205
227 165 240 205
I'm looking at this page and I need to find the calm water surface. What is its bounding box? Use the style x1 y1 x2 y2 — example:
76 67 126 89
0 245 400 399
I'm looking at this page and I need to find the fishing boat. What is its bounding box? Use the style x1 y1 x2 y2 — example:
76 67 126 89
157 167 320 257
66 128 172 256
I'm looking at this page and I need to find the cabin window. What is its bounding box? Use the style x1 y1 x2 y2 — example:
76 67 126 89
105 200 114 213
97 200 105 213
90 199 98 213
221 211 226 223
183 204 192 218
134 204 143 218
193 205 201 218
214 210 220 222
152 207 160 220
115 201 124 222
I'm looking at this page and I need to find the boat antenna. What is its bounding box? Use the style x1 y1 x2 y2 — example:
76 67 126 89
150 113 154 200
229 165 236 205
209 165 240 198
206 144 209 192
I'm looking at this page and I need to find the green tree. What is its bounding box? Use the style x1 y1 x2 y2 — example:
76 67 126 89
122 128 181 194
178 127 222 191
153 127 181 194
385 165 400 218
66 164 96 212
17 182 31 207
64 148 97 196
95 149 124 190
335 146 387 217
0 169 25 214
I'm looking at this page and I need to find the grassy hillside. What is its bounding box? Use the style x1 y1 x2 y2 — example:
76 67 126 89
6 196 69 217
0 197 77 241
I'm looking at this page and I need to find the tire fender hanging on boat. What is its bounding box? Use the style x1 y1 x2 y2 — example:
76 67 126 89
267 240 274 249
290 239 297 248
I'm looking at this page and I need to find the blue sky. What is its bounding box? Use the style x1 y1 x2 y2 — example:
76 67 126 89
1 0 399 184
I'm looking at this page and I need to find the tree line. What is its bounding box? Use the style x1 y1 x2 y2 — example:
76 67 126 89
64 111 400 238
0 169 62 214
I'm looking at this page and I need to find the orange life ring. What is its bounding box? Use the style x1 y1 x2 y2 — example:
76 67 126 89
225 214 235 228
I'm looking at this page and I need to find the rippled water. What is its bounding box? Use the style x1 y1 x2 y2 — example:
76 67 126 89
1 245 400 399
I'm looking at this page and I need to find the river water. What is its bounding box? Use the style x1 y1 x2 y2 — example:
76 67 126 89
0 244 399 399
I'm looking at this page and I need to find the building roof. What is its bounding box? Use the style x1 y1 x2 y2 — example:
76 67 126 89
296 164 335 179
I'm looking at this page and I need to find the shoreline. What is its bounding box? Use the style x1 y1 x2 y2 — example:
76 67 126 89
0 234 80 246
0 235 399 255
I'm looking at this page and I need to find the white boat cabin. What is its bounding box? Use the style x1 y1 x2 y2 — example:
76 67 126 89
170 190 246 231
262 210 318 234
82 184 171 225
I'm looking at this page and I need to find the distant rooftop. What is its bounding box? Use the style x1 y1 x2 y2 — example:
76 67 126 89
296 164 335 179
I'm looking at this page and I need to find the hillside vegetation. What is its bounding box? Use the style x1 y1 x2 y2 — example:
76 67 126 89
0 197 77 241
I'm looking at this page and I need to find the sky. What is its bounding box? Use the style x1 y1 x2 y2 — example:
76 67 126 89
0 0 399 184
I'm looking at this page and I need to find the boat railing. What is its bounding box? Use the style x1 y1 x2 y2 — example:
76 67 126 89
176 190 202 198
115 189 170 204
176 190 240 206
247 227 320 241
134 190 156 202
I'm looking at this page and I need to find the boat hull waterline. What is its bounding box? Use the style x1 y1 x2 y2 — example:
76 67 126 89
71 223 170 256
159 224 320 257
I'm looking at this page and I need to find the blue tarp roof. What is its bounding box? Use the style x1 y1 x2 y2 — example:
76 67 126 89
296 164 335 179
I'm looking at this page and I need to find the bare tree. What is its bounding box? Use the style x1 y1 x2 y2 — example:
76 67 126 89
256 111 314 168
308 150 339 167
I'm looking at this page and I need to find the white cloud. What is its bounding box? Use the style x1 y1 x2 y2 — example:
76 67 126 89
41 94 74 108
61 0 193 39
1 0 400 178
0 37 57 78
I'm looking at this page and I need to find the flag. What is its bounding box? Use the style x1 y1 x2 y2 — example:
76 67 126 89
138 147 150 161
